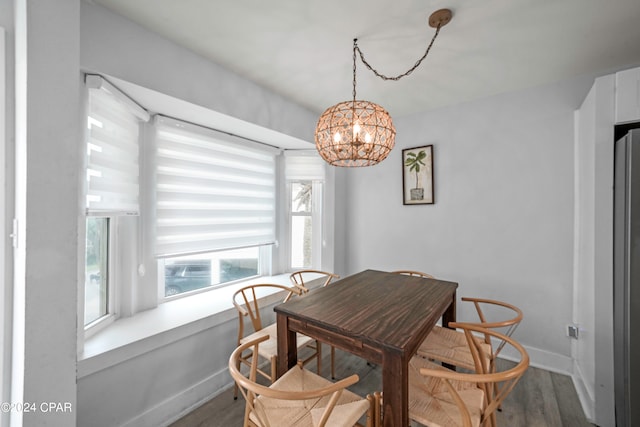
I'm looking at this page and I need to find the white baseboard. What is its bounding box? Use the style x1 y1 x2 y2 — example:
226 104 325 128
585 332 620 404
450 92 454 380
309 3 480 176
497 340 573 374
499 341 595 422
571 361 596 423
119 366 232 427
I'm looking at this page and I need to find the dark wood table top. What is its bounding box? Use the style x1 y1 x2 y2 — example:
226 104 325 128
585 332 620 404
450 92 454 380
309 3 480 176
274 269 458 356
275 269 458 426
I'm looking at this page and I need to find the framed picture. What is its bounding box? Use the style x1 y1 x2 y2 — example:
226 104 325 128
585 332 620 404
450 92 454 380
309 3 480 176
402 145 434 205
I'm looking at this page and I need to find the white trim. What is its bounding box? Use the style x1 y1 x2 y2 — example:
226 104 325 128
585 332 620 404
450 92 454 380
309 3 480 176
120 369 233 427
85 74 150 122
572 360 596 423
499 340 593 422
0 25 7 421
12 2 28 425
497 339 574 375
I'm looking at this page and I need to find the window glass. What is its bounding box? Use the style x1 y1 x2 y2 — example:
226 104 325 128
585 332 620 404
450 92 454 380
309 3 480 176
85 217 109 325
291 216 312 269
291 182 312 213
290 181 314 269
163 247 259 297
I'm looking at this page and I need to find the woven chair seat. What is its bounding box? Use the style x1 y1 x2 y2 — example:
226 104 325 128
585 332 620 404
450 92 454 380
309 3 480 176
231 336 372 427
233 283 322 401
417 325 491 371
251 365 370 427
408 356 484 427
239 323 315 361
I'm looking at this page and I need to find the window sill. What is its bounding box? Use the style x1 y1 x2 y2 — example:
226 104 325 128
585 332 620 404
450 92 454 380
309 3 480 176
77 273 299 379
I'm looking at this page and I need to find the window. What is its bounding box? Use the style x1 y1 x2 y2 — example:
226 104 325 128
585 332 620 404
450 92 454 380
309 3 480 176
84 217 109 325
290 181 313 268
162 247 259 297
154 116 278 297
285 152 326 270
83 75 149 327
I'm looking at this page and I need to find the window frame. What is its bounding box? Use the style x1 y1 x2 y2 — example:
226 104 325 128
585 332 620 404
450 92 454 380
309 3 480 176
81 74 148 337
286 179 324 270
83 214 117 338
78 75 335 345
153 115 279 301
0 26 7 407
157 245 269 301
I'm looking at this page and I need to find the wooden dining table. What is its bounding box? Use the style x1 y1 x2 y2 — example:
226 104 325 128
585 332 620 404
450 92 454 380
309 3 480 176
275 269 458 427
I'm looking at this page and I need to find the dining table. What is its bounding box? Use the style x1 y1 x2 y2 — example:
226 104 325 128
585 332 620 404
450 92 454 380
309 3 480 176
274 269 458 427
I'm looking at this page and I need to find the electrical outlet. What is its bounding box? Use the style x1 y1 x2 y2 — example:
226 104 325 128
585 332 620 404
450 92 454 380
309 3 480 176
567 324 579 339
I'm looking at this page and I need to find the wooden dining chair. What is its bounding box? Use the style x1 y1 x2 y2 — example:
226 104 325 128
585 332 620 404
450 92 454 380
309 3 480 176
417 297 523 373
290 269 340 379
371 324 529 427
391 270 435 279
289 269 340 292
232 284 322 399
411 323 529 427
229 335 374 427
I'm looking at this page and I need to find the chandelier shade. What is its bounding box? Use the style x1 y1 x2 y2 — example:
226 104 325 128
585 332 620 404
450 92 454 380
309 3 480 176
315 100 396 167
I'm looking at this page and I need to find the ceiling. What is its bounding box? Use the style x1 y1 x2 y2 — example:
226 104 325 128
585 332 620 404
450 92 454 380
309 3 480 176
91 0 640 118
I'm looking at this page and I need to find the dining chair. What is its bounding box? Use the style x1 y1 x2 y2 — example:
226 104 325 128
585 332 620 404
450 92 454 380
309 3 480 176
232 283 322 399
417 297 523 373
229 335 374 427
371 324 529 427
290 269 340 379
289 269 340 292
391 270 435 279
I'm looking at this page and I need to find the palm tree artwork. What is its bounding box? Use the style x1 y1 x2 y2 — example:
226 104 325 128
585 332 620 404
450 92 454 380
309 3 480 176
405 150 427 200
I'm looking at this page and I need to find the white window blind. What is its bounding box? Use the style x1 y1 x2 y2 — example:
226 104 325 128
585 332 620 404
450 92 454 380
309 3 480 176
284 151 326 181
154 116 278 258
85 75 149 215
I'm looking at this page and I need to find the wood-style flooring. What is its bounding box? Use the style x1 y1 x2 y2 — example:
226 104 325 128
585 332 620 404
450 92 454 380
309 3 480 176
169 348 594 427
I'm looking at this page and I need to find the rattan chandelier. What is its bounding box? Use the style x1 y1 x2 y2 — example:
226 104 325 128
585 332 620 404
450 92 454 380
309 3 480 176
314 9 453 167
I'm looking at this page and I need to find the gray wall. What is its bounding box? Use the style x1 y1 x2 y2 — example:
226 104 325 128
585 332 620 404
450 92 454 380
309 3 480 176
338 75 595 364
77 315 240 427
11 0 81 425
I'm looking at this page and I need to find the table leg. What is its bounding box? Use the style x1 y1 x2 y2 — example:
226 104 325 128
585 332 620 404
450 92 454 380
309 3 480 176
276 312 297 378
443 290 457 328
382 352 408 427
442 290 457 371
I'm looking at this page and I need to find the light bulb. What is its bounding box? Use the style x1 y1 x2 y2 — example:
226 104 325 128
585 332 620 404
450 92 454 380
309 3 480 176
333 131 341 143
353 123 361 136
364 133 372 143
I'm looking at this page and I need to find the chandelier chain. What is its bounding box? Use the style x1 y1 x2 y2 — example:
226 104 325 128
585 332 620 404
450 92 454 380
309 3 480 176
352 40 358 102
315 9 451 167
353 22 443 82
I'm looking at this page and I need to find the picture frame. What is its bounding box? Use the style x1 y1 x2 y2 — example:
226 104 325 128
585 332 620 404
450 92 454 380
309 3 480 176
402 145 434 205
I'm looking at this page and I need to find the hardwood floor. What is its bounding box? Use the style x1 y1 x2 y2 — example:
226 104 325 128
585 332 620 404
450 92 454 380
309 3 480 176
169 349 594 427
